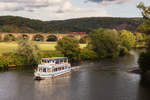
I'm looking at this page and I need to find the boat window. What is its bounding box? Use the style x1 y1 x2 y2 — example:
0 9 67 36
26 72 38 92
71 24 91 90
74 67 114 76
47 68 51 72
43 68 47 72
65 66 67 69
39 68 42 72
58 67 61 71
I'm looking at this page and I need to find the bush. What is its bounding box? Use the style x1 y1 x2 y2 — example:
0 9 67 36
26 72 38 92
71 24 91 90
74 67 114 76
0 53 26 67
16 38 41 65
56 36 80 62
80 48 98 60
0 56 11 67
89 28 120 59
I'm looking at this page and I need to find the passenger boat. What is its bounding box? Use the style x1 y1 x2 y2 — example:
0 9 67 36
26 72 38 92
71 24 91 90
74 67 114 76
34 57 71 79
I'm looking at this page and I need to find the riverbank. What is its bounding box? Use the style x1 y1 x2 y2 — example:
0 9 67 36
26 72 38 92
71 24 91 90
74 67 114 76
0 64 36 71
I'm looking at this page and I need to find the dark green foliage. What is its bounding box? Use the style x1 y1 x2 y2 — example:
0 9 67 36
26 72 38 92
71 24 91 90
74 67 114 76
47 17 142 33
0 16 51 33
138 43 150 75
56 37 80 62
137 19 150 34
89 28 120 58
0 53 26 67
0 16 142 33
137 3 150 81
3 53 26 65
80 48 98 60
139 51 150 73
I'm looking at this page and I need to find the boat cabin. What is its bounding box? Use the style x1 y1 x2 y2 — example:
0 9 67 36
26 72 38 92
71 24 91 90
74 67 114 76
37 57 70 73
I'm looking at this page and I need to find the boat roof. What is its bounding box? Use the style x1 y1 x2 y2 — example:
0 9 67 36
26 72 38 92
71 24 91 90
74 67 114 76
41 57 68 61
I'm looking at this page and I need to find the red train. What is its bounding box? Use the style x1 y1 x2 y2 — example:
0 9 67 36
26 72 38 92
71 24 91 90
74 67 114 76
71 32 87 35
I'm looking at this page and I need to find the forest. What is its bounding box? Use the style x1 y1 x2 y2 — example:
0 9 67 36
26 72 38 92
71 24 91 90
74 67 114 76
0 16 143 33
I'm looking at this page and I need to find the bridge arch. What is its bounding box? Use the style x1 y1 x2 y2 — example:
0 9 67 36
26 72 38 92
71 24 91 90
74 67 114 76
18 34 29 40
22 34 29 39
4 34 16 41
46 35 58 42
33 34 44 41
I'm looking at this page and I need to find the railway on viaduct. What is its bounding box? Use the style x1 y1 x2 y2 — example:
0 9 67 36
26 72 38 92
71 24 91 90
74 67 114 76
0 33 88 41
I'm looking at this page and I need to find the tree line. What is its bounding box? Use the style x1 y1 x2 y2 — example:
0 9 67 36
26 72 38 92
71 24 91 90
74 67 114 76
137 2 150 83
0 28 143 68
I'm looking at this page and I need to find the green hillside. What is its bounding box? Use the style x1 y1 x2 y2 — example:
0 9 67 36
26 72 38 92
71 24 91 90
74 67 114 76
0 16 51 33
0 16 143 33
47 17 143 33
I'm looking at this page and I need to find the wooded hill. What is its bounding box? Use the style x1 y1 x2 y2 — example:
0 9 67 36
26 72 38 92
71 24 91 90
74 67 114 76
0 16 143 33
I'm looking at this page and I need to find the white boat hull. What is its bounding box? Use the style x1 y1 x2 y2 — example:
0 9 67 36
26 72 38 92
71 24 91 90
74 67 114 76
34 68 71 79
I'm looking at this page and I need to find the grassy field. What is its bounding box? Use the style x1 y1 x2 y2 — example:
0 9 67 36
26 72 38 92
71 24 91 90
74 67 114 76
0 42 87 55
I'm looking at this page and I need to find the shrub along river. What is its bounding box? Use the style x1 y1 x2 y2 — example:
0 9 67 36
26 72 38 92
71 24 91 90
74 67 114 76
0 50 150 100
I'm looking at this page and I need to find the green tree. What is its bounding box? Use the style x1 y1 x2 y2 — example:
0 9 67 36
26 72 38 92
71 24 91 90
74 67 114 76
89 28 120 59
120 30 136 50
137 2 150 19
138 48 150 73
80 47 98 60
56 36 80 62
16 38 41 65
137 3 150 79
137 3 150 34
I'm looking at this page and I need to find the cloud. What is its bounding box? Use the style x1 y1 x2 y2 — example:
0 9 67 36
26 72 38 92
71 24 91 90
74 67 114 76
86 0 137 5
0 0 68 11
0 0 110 20
51 7 110 20
56 1 74 13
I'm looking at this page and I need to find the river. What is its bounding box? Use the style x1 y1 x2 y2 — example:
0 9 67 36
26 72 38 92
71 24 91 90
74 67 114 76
0 50 150 100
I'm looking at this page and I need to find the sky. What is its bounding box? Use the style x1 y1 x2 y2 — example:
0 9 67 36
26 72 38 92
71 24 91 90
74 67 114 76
0 0 149 21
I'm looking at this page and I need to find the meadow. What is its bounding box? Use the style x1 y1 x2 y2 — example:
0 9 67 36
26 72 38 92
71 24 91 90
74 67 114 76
0 42 87 55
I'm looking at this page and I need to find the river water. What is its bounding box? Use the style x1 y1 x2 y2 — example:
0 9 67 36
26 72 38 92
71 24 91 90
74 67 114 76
0 50 150 100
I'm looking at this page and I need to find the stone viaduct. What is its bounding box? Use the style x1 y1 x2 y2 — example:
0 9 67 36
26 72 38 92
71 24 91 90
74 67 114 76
0 33 88 41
